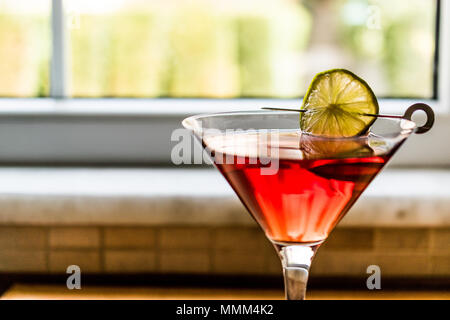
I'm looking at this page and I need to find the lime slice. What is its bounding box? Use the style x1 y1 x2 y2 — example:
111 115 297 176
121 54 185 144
300 69 379 137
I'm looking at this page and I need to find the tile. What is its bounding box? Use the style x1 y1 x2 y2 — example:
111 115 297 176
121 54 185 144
49 227 100 249
374 253 431 276
104 227 155 249
262 240 281 275
430 229 450 252
212 250 266 275
160 250 210 273
0 250 47 272
213 227 268 251
430 255 450 276
312 250 377 276
322 228 374 250
265 250 282 275
159 227 209 249
104 250 156 273
0 227 47 249
49 250 101 273
374 228 429 251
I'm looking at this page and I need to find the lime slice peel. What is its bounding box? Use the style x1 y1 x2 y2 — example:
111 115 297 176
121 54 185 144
300 69 379 137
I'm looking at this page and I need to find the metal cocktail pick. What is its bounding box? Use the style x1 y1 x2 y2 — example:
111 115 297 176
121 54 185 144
262 103 435 134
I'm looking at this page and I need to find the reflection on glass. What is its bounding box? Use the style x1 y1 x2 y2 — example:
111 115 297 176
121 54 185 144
0 0 50 97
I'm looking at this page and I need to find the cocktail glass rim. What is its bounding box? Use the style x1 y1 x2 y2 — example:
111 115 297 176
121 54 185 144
182 109 417 141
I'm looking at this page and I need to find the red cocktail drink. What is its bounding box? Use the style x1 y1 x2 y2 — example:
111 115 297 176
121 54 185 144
206 131 392 244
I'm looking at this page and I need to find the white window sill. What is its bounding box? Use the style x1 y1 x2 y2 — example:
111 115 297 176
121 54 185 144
0 97 444 116
0 167 448 227
0 98 448 166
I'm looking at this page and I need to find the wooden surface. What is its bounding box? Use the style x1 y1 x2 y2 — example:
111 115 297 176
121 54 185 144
1 284 449 300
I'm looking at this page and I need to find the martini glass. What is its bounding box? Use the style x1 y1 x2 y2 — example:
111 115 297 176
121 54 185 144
182 106 433 300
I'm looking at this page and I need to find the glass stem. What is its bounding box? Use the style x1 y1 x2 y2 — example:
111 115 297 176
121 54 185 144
276 243 320 300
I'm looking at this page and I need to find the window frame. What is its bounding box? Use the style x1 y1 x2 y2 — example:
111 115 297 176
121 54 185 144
0 0 448 166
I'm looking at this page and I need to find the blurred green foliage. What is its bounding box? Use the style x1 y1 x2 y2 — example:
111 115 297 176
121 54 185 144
69 1 310 98
0 13 49 97
0 0 436 99
337 0 435 98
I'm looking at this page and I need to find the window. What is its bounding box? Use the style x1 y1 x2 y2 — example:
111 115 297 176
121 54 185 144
0 0 448 166
66 0 438 99
0 0 439 99
68 0 438 99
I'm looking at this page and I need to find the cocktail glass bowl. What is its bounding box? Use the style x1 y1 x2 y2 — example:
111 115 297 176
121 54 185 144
183 110 418 300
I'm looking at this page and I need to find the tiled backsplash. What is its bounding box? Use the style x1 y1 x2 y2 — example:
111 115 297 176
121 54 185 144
0 226 448 278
